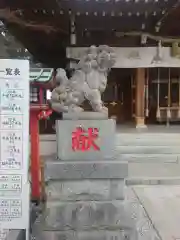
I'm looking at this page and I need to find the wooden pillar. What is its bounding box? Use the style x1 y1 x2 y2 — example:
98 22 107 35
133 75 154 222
30 111 41 201
135 68 147 128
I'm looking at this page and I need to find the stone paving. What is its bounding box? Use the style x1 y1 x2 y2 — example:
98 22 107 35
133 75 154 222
132 185 180 240
126 187 160 240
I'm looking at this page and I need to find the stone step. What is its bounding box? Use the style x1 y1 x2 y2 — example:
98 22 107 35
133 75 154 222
32 228 137 240
126 177 180 185
116 133 180 138
116 134 180 146
116 153 179 163
116 140 180 146
115 133 180 163
116 146 180 154
128 162 180 178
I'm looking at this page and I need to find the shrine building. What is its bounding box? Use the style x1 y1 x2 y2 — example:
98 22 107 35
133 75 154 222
2 0 180 130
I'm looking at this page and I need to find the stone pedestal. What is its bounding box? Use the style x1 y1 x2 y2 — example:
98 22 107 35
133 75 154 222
56 118 116 161
32 113 137 240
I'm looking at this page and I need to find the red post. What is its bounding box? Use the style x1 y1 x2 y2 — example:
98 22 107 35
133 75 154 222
30 111 40 200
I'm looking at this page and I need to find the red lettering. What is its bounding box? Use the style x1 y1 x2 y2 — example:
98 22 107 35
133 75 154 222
72 127 100 152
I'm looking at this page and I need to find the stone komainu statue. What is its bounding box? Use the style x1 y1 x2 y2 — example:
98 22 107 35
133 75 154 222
50 45 116 114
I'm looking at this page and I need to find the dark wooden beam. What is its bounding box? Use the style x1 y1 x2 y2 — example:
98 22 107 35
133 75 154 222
75 15 157 33
19 10 70 32
56 0 175 15
156 0 180 33
0 0 59 11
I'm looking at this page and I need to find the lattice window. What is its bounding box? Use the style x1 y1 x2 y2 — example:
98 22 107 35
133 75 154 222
30 87 39 103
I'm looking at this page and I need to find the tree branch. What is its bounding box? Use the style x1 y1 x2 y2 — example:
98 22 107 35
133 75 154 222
0 8 66 34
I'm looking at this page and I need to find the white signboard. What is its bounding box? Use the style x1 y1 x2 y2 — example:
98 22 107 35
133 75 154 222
0 60 30 239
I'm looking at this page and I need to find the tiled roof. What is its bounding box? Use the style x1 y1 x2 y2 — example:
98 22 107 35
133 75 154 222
30 68 54 83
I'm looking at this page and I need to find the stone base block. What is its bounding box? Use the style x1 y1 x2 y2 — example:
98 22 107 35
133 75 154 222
45 161 128 181
46 179 125 201
43 201 134 230
56 119 116 161
6 230 25 240
135 117 147 129
33 229 138 240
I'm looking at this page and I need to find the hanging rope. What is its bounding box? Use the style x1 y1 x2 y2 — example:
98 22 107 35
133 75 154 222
145 69 149 117
115 82 118 102
156 68 160 119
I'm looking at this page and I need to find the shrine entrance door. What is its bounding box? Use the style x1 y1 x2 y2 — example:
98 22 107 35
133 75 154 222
116 76 133 123
103 69 134 124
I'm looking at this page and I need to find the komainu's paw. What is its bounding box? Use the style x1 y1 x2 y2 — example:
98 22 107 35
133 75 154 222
68 105 84 113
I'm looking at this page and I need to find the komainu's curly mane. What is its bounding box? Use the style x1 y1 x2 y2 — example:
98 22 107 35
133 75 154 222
51 45 116 113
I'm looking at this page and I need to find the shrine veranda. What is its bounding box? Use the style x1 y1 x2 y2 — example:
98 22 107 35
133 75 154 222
0 59 30 239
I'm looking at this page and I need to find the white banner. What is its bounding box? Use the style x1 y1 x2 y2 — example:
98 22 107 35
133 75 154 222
0 59 30 239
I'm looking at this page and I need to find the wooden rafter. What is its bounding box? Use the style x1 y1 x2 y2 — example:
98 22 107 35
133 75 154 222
115 31 180 43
